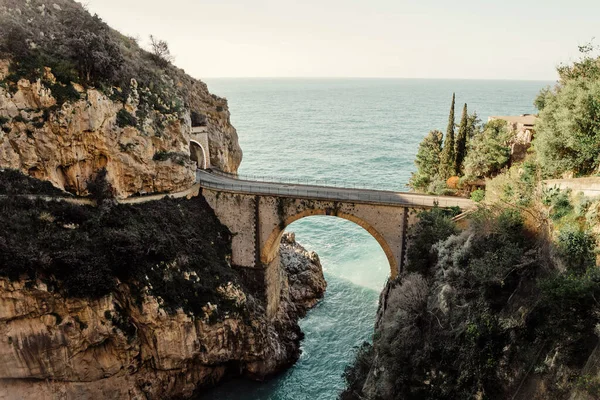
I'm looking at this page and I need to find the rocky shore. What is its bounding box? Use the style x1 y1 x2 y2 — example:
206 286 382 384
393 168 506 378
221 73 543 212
0 230 326 400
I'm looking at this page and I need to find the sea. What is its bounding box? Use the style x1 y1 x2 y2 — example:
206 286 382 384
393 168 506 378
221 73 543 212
198 78 550 400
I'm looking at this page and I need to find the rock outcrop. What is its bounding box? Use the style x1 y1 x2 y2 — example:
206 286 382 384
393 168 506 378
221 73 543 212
0 233 325 400
0 59 241 198
280 232 327 316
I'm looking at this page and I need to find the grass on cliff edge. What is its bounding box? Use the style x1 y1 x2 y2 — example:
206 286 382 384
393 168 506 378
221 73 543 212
0 188 246 320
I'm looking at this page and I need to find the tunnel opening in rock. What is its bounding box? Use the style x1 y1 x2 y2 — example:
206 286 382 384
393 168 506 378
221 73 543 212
190 140 208 169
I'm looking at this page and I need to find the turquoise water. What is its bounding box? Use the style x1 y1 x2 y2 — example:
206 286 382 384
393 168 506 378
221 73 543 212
199 79 550 400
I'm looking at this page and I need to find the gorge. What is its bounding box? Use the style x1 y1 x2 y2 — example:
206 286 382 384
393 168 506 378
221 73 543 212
3 1 600 399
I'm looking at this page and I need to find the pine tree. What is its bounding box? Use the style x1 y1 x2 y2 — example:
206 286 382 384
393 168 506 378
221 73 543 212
439 93 456 178
454 103 468 175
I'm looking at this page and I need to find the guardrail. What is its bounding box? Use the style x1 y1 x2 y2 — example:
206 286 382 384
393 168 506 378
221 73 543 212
199 171 473 209
209 169 399 191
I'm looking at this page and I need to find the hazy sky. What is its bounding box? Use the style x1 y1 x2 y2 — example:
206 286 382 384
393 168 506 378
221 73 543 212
84 0 598 80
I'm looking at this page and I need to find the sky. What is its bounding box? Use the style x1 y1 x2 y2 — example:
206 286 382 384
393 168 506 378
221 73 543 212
83 0 599 80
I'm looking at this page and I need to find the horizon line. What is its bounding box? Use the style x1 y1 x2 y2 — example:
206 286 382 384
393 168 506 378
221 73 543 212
200 76 556 83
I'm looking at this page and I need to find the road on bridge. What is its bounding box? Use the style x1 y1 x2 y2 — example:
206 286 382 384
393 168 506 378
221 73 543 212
196 170 474 210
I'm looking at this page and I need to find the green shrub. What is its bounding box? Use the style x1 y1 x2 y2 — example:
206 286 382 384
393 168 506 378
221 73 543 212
463 120 512 179
543 187 573 221
153 151 189 166
0 182 241 320
533 47 600 177
0 116 9 126
470 189 485 202
116 109 138 128
557 230 596 273
13 115 27 123
48 82 81 106
404 207 458 276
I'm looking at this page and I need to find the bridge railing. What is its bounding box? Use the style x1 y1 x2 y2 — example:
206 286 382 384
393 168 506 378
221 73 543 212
199 171 471 209
209 169 401 192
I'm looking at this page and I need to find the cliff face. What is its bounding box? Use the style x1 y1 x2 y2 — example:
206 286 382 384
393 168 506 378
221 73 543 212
0 230 325 400
341 206 600 400
0 59 240 198
0 0 243 198
280 232 327 317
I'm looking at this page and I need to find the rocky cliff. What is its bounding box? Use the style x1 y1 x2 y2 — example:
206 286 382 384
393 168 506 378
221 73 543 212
0 224 325 400
0 0 242 198
341 205 600 400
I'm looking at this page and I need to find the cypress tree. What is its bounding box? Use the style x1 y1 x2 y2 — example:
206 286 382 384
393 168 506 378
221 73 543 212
440 93 456 178
454 103 468 174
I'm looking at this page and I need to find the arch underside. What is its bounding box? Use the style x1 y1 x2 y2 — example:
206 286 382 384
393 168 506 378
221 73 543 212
190 140 208 169
260 209 399 278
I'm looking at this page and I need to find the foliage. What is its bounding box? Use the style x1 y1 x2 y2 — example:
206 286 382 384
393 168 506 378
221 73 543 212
404 207 459 276
485 159 539 207
454 103 468 175
86 168 115 204
470 188 485 202
557 229 596 274
116 108 138 128
409 130 443 192
439 93 456 179
533 46 600 177
463 119 511 179
153 151 190 166
0 178 243 320
466 111 482 140
60 10 124 84
149 35 174 67
0 169 67 196
542 187 573 221
47 82 81 106
0 7 123 88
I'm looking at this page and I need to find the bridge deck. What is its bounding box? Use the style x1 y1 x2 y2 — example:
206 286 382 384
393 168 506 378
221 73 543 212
197 170 474 209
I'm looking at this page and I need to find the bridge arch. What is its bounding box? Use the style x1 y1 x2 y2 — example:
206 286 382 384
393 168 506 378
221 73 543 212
190 140 208 169
260 208 399 279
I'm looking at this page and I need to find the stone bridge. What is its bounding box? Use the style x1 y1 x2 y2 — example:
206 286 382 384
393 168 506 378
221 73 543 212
196 170 473 318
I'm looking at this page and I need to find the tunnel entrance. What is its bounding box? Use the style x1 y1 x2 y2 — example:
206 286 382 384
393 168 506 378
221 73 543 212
190 140 208 169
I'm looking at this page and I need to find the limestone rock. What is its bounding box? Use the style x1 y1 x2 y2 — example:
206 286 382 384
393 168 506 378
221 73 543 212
280 232 327 316
0 60 242 199
0 235 326 399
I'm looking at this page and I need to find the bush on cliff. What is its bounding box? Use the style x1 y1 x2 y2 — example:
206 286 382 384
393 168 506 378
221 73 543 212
534 44 600 177
341 205 600 399
404 207 458 276
0 169 68 196
0 184 245 320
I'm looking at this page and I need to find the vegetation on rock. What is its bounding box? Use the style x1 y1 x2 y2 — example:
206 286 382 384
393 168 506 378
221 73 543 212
343 46 600 400
533 44 600 177
0 170 243 320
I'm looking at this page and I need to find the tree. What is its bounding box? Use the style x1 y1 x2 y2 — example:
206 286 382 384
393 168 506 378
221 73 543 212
533 46 600 177
440 93 456 178
149 35 174 66
454 103 468 175
463 120 511 178
61 12 124 84
409 130 444 192
466 111 482 140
